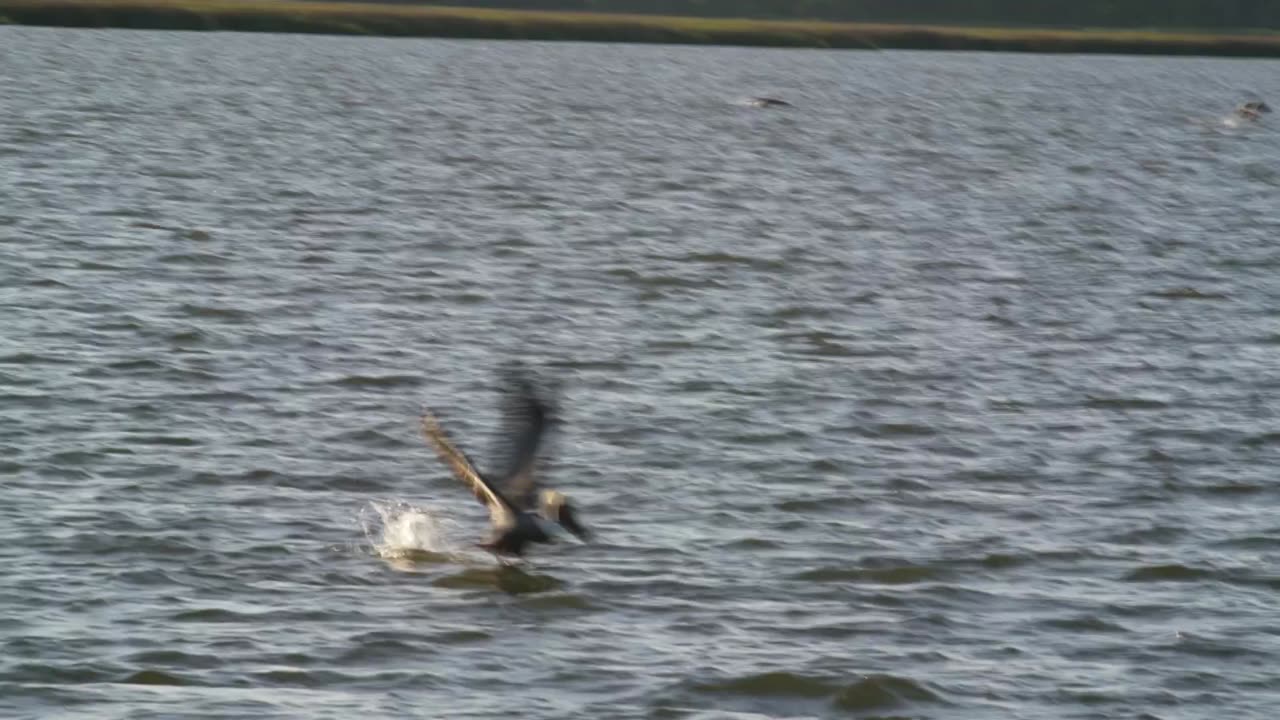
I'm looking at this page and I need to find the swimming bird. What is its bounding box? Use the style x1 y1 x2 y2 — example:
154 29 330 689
1236 100 1271 121
419 369 588 559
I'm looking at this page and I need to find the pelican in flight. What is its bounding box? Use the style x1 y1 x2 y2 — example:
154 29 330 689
420 369 588 559
1236 100 1271 121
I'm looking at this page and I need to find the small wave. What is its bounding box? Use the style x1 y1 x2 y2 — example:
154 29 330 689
130 221 182 231
155 252 229 266
1103 525 1185 545
176 303 249 320
0 352 70 366
1203 482 1265 496
166 329 210 345
1244 163 1280 185
695 671 836 698
775 496 866 513
173 607 244 622
106 358 166 372
1163 670 1228 692
693 671 943 712
792 564 946 585
771 330 865 358
123 650 222 669
328 373 423 388
43 449 102 465
1084 396 1169 410
327 428 412 449
433 629 492 644
1211 535 1280 551
980 553 1028 569
433 567 564 595
801 333 857 357
250 669 355 688
521 591 590 608
75 361 218 383
6 662 116 684
834 674 945 711
191 467 280 486
338 637 424 663
672 252 785 272
724 428 807 446
127 435 200 447
1040 614 1129 633
77 260 126 271
121 669 191 686
1241 432 1280 447
544 358 629 371
1125 563 1214 582
863 422 939 438
1145 287 1229 301
1169 632 1267 660
913 259 978 272
605 268 712 289
28 277 70 288
142 167 207 180
718 537 780 550
764 306 831 325
166 390 258 404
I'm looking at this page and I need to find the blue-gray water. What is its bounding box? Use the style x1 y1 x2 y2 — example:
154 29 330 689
3 26 1280 719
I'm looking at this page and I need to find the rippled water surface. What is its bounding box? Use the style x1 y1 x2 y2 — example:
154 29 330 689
3 27 1280 719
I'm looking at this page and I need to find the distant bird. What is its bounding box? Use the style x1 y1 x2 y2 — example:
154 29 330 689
749 96 792 108
420 367 588 560
1235 100 1271 121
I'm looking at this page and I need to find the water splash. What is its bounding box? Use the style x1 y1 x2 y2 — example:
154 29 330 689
361 500 467 565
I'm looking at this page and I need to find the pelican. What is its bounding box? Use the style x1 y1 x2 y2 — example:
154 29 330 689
420 369 588 559
1236 100 1271 121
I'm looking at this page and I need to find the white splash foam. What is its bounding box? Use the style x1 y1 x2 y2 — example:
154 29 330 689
361 500 464 561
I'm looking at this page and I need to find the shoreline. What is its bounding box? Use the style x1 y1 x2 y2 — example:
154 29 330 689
3 0 1280 57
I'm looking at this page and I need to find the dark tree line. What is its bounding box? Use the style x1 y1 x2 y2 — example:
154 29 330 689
372 0 1280 30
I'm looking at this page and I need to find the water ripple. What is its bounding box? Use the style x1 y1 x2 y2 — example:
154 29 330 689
3 26 1280 720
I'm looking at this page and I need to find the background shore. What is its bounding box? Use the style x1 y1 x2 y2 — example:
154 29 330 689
3 0 1280 57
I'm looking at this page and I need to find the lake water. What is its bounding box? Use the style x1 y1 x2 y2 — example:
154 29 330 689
2 26 1280 719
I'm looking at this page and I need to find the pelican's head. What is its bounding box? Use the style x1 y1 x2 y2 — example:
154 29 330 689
540 490 590 542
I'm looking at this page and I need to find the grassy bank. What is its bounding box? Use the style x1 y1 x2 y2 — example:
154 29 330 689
3 0 1280 57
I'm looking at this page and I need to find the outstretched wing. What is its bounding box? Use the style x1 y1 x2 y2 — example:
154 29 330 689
421 410 516 530
491 365 555 508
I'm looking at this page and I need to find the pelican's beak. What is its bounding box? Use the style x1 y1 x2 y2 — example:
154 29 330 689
557 502 590 542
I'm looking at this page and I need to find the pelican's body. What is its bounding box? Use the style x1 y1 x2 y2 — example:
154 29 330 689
1236 100 1272 121
480 507 552 557
420 367 588 559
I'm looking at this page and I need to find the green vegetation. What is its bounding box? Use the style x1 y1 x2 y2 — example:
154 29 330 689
370 1 1280 33
2 0 1280 57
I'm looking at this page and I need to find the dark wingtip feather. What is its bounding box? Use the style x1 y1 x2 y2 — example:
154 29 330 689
490 363 558 486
